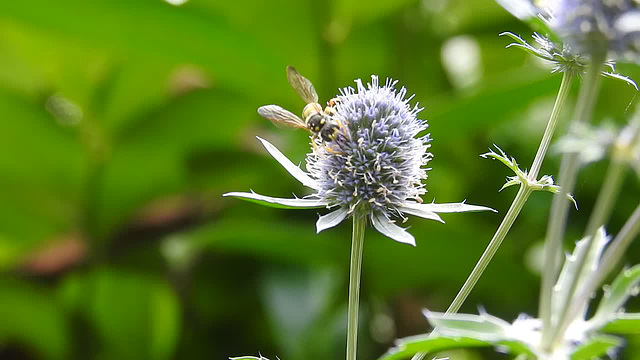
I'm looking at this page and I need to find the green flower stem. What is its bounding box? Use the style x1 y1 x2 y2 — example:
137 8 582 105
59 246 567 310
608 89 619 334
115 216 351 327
539 153 582 338
540 55 605 350
529 71 576 179
560 203 640 334
445 70 575 314
410 71 575 360
447 71 575 313
584 158 626 237
346 212 366 360
444 185 533 314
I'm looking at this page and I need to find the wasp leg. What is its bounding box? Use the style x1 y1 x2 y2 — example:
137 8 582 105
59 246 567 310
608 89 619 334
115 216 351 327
323 143 342 155
310 135 320 153
333 117 351 141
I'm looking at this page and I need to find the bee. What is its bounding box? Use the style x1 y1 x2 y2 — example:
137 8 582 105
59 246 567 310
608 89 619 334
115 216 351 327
258 66 344 146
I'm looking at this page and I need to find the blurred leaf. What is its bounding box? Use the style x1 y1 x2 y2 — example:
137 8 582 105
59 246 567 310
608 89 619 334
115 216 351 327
0 279 70 360
261 267 341 359
0 87 84 265
601 313 640 334
429 74 562 142
331 0 416 25
191 216 350 266
571 335 622 360
94 88 256 239
0 0 286 98
58 267 181 360
379 334 532 360
424 310 511 341
553 229 608 322
591 264 640 328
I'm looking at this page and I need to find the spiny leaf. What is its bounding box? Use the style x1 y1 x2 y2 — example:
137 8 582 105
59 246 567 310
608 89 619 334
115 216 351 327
591 264 640 328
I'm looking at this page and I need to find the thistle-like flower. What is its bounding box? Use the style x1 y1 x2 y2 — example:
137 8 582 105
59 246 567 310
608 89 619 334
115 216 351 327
501 32 638 88
225 76 494 246
496 0 640 63
552 0 640 61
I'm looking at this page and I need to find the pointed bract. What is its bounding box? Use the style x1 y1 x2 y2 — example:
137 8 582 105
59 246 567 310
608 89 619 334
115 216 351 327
316 207 349 233
371 212 416 246
223 192 328 209
416 202 497 214
256 136 320 191
398 203 444 223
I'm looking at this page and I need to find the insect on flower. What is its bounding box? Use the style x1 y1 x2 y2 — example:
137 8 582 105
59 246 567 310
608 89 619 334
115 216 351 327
257 66 347 150
226 73 496 246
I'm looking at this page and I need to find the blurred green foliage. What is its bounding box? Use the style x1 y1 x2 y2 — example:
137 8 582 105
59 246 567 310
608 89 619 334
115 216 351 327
0 0 638 359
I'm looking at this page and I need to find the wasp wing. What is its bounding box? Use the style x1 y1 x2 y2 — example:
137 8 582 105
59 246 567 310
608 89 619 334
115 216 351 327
258 105 308 130
286 66 319 104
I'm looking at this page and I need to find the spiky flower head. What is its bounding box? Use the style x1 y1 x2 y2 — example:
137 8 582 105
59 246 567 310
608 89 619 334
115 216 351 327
501 31 637 88
552 0 640 60
307 77 432 217
496 0 640 64
225 71 493 246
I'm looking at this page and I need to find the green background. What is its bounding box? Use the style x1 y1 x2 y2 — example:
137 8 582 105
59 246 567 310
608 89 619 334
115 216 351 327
0 0 638 359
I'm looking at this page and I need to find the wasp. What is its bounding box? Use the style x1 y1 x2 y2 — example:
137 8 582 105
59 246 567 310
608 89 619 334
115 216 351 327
257 66 345 148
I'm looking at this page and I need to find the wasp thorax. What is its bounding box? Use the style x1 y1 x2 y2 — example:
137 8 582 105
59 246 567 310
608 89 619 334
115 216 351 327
307 114 326 133
302 103 323 119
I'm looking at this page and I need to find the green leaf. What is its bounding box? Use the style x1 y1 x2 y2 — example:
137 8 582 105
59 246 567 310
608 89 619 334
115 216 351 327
424 310 511 341
332 0 415 25
379 333 533 360
553 228 608 322
380 335 491 360
0 279 70 360
591 264 640 328
57 268 181 360
261 268 340 359
0 0 289 99
601 313 640 334
571 335 622 360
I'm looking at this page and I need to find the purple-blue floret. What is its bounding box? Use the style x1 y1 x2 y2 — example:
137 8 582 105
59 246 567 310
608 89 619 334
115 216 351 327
306 76 432 217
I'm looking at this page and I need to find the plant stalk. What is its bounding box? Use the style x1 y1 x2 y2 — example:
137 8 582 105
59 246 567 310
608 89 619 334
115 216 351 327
448 71 575 315
584 159 625 237
540 54 605 350
347 212 366 360
445 186 533 314
410 71 575 360
529 71 576 180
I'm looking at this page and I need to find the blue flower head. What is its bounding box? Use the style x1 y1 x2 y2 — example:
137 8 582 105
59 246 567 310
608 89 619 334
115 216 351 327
552 0 640 60
225 71 494 246
307 76 432 217
496 0 640 63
